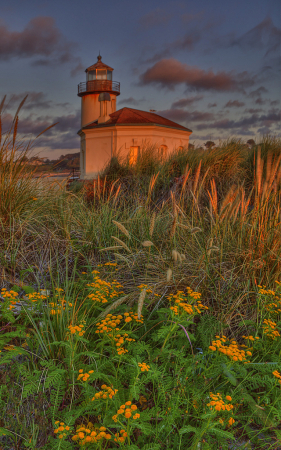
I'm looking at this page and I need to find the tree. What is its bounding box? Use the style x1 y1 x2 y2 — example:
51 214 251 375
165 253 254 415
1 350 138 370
247 139 255 148
204 141 215 149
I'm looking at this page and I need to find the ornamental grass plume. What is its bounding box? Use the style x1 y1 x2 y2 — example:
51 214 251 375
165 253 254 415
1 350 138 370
111 236 131 252
142 240 154 247
138 288 146 319
149 212 156 237
112 219 131 239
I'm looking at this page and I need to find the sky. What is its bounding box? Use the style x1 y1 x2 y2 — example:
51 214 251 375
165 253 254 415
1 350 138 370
0 0 280 158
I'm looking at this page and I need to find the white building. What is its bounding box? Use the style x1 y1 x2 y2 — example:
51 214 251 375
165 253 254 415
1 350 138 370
78 55 192 179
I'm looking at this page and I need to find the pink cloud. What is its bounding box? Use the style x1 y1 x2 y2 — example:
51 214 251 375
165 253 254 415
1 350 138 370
139 58 255 92
0 17 82 75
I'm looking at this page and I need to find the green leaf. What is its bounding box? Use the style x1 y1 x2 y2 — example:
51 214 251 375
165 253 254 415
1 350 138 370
179 425 198 434
21 285 36 294
136 422 153 435
222 364 237 386
209 427 235 440
0 427 13 437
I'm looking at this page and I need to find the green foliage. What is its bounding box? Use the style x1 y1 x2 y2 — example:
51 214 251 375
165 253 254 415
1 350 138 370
0 277 280 449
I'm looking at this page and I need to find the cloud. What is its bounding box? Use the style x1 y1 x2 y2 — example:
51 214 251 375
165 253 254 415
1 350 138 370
244 108 263 113
224 100 245 108
119 97 145 106
248 86 268 98
138 8 171 29
0 16 82 75
171 95 203 108
139 58 255 92
6 92 52 111
229 17 281 58
195 109 280 132
255 98 267 105
158 108 215 123
208 103 217 108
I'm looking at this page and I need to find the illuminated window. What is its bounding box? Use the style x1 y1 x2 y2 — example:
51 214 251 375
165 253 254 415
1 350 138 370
129 146 140 165
97 69 107 80
158 145 168 159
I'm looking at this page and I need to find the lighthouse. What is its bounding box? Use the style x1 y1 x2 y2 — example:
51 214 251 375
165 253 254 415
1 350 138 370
78 54 120 128
77 56 192 180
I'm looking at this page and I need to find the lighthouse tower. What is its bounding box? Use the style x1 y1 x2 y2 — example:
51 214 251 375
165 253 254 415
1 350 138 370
78 54 120 128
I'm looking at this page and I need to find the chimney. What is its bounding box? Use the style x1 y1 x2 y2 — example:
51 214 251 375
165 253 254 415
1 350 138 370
98 92 111 124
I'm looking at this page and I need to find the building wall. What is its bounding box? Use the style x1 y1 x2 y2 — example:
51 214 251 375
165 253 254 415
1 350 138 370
80 125 191 179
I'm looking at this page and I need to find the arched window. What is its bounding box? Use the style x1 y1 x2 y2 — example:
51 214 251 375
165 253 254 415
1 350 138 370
129 146 140 165
158 145 168 159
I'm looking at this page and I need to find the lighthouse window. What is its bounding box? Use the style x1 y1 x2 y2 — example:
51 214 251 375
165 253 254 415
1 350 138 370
97 69 107 80
107 71 112 80
88 70 96 81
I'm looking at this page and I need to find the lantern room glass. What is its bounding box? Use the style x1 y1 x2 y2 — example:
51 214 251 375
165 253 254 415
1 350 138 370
88 70 96 81
97 69 107 80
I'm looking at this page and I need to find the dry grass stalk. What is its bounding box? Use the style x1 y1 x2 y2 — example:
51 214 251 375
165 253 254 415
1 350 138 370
207 178 218 216
12 116 18 148
113 184 121 205
138 288 146 319
149 212 156 237
193 160 202 195
100 245 123 252
112 220 131 239
111 236 131 252
142 240 154 247
109 179 120 199
147 172 159 204
99 294 130 318
170 217 177 238
255 146 263 198
191 227 202 234
166 268 172 282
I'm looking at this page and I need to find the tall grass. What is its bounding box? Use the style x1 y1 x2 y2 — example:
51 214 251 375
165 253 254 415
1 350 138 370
0 106 280 332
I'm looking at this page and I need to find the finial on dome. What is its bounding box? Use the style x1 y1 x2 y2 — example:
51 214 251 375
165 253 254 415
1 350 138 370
97 51 102 62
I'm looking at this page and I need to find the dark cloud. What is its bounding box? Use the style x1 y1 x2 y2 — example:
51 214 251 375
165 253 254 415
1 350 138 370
248 86 268 98
0 16 82 75
224 100 245 108
244 108 263 113
208 103 217 108
138 8 171 29
255 98 267 105
158 108 215 123
271 100 279 106
2 110 80 141
195 109 280 132
139 58 255 92
33 132 80 150
119 97 145 106
171 95 203 109
7 92 52 110
229 17 281 58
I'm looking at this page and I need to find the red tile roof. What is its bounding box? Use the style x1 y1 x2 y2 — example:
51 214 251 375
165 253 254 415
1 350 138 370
83 107 192 132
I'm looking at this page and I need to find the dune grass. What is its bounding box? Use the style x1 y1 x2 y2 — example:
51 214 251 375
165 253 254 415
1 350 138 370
0 106 281 449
